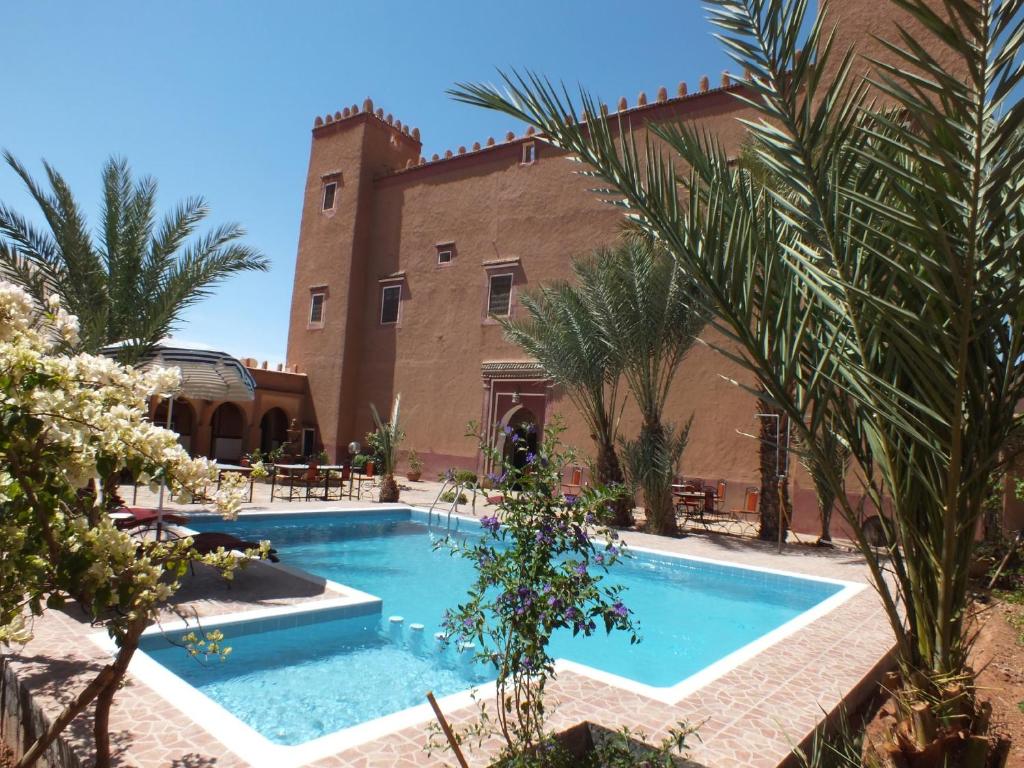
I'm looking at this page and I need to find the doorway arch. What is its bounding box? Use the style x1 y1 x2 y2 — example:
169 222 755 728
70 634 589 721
211 402 246 462
259 407 289 454
153 399 195 454
496 405 540 471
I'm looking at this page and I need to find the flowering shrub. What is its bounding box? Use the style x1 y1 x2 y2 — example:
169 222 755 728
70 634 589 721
434 419 637 764
0 281 259 767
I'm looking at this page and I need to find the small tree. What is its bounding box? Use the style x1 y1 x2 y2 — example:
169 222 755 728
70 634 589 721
502 278 632 526
576 241 704 536
369 394 403 503
435 420 636 763
0 281 258 768
798 426 850 546
0 153 268 361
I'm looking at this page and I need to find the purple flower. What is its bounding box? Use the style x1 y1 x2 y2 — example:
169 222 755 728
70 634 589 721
463 617 474 628
480 515 501 533
612 601 628 618
510 433 521 444
503 424 514 436
574 563 587 576
565 607 579 620
525 451 536 464
595 553 605 565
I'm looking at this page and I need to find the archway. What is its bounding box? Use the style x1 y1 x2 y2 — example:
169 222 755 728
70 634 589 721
153 399 195 454
497 405 540 471
259 407 289 454
211 402 245 462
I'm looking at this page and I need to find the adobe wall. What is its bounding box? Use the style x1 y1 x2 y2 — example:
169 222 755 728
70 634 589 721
285 0 996 536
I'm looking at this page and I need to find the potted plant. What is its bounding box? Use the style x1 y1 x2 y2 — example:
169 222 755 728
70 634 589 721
317 449 330 465
351 453 368 472
369 395 403 501
406 449 423 482
241 448 261 468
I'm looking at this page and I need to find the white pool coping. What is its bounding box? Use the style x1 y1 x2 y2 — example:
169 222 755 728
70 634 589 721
92 505 865 768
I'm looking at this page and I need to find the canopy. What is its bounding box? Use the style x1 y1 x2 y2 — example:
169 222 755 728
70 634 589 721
101 339 256 402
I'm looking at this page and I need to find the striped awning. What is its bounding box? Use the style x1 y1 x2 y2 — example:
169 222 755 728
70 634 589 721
101 339 256 402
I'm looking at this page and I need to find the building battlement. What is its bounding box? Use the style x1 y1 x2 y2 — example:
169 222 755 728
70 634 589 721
353 73 745 179
313 98 422 147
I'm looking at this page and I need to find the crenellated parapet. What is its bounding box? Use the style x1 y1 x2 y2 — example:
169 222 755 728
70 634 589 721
380 73 743 178
312 98 422 147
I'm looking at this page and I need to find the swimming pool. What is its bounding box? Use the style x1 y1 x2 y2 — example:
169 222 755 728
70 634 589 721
137 508 854 749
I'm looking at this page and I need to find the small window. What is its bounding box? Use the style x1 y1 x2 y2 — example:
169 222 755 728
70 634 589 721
380 284 401 325
488 274 513 317
322 182 337 211
437 248 453 265
521 142 536 165
309 292 326 324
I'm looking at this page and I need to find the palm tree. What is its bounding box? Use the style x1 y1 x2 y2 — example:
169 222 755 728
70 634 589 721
370 394 403 503
502 280 633 525
450 0 1023 759
577 241 704 536
0 153 268 359
798 425 850 546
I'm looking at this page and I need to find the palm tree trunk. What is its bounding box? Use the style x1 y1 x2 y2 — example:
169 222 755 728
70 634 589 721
642 421 678 537
595 439 633 527
756 396 791 543
378 474 400 503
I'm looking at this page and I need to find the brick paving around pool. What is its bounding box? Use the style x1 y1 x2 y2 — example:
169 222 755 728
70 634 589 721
0 503 895 768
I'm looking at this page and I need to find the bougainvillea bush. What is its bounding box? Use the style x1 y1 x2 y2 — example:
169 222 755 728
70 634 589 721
0 280 257 768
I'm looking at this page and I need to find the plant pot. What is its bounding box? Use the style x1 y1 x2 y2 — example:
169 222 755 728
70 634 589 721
240 457 251 467
406 470 422 482
365 462 375 478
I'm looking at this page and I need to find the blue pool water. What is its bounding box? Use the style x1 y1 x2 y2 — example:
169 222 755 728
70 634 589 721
140 510 843 745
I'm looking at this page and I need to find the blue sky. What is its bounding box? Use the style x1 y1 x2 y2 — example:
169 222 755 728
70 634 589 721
1 2 732 364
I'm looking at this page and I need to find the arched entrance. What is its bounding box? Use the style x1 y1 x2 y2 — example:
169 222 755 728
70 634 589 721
211 402 245 462
153 399 195 454
497 405 540 471
259 407 289 454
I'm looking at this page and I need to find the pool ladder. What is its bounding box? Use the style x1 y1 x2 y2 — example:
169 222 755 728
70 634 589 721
426 478 472 533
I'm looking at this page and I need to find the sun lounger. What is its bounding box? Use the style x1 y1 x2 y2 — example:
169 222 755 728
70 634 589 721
110 506 188 531
190 531 279 563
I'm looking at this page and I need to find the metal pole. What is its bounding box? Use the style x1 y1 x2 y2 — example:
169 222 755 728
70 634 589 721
156 397 174 540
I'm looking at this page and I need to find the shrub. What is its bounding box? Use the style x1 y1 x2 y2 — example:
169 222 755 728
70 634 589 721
431 419 636 762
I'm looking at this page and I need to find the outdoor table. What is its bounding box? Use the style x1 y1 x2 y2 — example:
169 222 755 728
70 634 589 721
672 485 717 527
311 465 346 501
215 462 255 503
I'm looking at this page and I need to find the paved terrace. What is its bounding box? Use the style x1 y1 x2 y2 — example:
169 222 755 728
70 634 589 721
0 480 895 768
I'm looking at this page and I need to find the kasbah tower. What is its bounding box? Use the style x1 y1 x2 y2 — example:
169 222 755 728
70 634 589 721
283 0 980 535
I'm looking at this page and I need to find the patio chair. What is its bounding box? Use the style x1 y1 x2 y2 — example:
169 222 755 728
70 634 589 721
712 480 726 513
732 487 759 520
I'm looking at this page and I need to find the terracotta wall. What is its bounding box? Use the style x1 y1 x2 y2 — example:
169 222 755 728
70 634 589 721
284 0 1015 537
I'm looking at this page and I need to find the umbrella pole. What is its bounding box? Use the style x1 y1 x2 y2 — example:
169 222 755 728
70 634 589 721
156 397 174 541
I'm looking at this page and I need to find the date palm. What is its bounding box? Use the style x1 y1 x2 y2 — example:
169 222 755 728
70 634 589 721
578 241 704 536
0 153 268 360
371 394 403 503
451 0 1023 758
502 277 633 525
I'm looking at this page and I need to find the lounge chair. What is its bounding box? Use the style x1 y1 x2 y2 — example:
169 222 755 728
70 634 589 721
110 506 188 531
190 531 279 563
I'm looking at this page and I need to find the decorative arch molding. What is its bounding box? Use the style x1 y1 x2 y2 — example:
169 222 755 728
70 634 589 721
480 361 551 473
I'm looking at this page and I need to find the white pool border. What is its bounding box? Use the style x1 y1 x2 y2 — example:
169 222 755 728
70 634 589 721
94 505 865 768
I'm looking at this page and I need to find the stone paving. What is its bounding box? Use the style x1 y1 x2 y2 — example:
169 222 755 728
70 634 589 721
0 497 894 768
